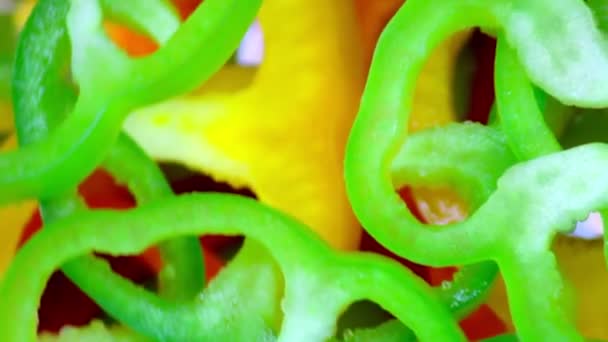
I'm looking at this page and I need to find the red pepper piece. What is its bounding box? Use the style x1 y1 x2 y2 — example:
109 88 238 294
171 0 202 20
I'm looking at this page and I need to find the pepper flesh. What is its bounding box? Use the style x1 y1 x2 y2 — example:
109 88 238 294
2 0 258 339
345 0 608 340
0 12 15 134
123 0 365 250
16 169 224 332
0 193 466 342
5 0 491 335
1 0 608 340
13 0 205 300
3 0 468 252
4 0 494 336
121 0 501 328
0 0 262 205
354 0 473 239
0 0 196 277
485 31 608 340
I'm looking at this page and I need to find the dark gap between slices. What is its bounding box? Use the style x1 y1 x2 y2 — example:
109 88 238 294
464 30 496 125
159 162 257 260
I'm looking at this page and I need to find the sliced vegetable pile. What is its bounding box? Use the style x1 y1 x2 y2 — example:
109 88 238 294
0 0 607 341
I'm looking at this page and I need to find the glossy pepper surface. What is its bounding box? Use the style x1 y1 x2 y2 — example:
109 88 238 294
1 0 608 341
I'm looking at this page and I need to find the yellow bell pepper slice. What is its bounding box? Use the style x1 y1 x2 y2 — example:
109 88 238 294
124 0 366 250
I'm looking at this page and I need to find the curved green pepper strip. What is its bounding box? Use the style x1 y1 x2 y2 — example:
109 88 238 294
494 25 608 311
489 85 573 154
346 0 498 267
0 0 261 205
494 34 561 161
402 0 608 109
195 240 283 337
412 0 608 108
20 139 207 338
392 123 515 208
490 0 608 107
345 0 608 339
346 0 507 324
102 134 205 300
331 123 514 340
10 3 207 339
36 136 211 341
13 0 204 299
12 0 74 146
384 133 608 340
103 133 175 204
466 145 608 341
392 123 515 317
346 0 496 266
69 0 260 105
0 193 466 342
